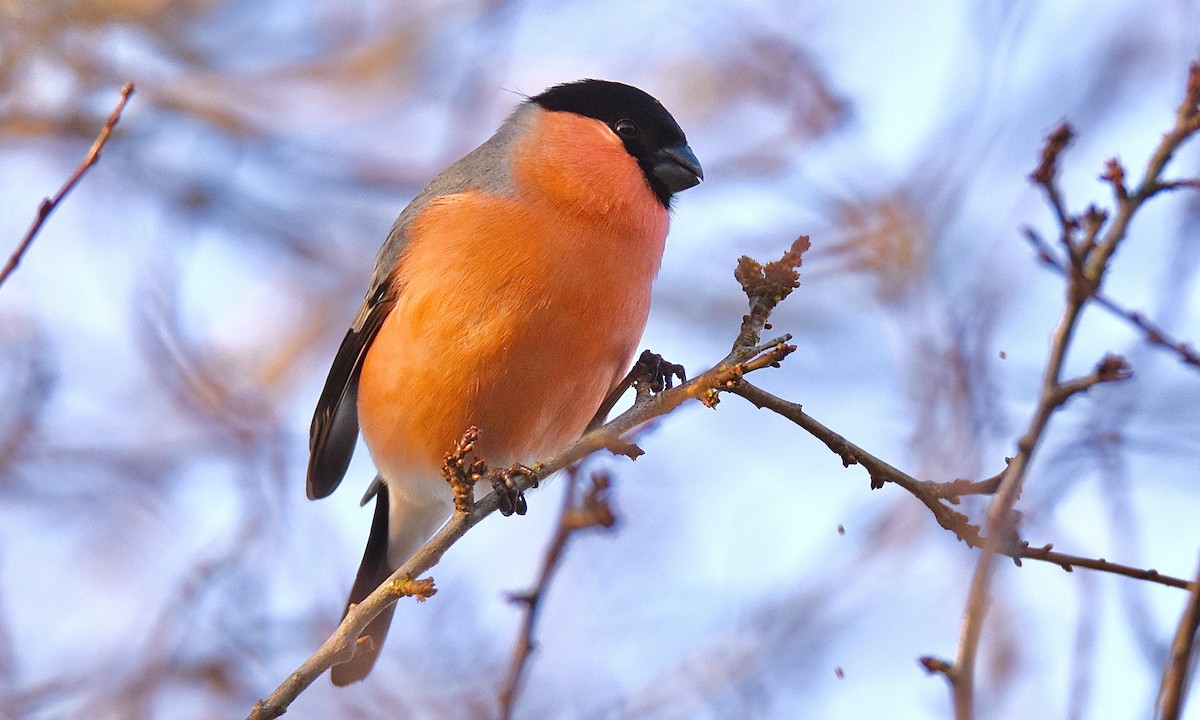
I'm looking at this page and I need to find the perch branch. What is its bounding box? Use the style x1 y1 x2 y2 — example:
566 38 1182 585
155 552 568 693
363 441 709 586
246 237 811 720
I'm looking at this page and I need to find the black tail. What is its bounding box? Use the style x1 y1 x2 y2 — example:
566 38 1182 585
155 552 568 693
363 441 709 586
331 488 396 686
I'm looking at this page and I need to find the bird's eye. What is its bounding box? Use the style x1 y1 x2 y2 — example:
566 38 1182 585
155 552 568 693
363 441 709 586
614 119 638 138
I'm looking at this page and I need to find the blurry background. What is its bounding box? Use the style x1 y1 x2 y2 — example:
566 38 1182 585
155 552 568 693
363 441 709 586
2 1 1200 718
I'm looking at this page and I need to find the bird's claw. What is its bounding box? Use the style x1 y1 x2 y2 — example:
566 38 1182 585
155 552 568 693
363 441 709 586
492 464 537 516
631 350 686 394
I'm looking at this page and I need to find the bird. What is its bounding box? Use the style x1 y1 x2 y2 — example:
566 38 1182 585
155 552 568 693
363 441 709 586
306 78 702 685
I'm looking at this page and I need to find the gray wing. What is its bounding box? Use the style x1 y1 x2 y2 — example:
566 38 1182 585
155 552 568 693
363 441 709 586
305 103 530 501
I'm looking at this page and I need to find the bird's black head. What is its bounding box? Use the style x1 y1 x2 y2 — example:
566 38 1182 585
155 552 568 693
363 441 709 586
532 79 703 208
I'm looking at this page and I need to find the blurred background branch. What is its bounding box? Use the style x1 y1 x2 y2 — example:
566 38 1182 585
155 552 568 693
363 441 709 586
1158 556 1200 720
1 82 133 288
498 469 617 720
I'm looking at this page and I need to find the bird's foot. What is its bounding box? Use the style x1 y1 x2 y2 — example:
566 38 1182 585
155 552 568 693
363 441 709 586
631 350 686 395
492 464 538 516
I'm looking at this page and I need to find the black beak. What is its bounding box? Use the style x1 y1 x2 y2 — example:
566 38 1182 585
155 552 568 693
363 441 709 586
651 143 703 195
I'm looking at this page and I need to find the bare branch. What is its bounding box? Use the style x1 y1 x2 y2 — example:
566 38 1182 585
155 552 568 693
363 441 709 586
1016 544 1193 590
1109 303 1200 369
919 655 957 684
733 235 811 353
498 469 616 719
1024 216 1200 371
1155 178 1200 192
247 577 436 720
246 239 811 719
730 381 984 546
730 380 1192 590
0 82 134 289
953 61 1200 720
1047 354 1133 407
441 426 487 515
1030 122 1079 263
1086 61 1200 281
1157 555 1200 720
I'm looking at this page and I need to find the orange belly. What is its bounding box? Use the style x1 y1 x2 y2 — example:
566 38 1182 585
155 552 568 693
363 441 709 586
356 189 667 485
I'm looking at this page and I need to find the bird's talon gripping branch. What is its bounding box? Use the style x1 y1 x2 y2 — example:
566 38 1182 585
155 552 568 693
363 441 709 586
588 350 686 429
492 464 538 517
493 475 526 517
630 349 687 395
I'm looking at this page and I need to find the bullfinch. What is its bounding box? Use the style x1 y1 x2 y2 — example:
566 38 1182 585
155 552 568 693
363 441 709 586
306 79 703 685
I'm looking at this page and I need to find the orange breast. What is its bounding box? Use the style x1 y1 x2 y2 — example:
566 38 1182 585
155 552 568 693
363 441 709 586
357 110 669 481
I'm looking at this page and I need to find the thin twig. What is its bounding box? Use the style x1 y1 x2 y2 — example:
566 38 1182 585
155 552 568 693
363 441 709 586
0 82 135 289
1030 122 1079 263
1156 178 1200 192
1016 544 1193 590
730 381 1192 590
1024 228 1200 369
1047 354 1133 407
730 381 984 546
1157 555 1200 720
497 470 616 719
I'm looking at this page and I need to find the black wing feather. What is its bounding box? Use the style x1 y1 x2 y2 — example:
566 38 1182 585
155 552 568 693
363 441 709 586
306 288 394 500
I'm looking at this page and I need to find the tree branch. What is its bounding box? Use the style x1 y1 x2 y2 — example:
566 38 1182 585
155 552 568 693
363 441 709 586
497 469 616 719
0 82 134 289
730 381 1192 591
1157 555 1200 720
1024 228 1200 370
951 61 1200 720
730 381 984 546
246 237 811 720
1015 543 1194 590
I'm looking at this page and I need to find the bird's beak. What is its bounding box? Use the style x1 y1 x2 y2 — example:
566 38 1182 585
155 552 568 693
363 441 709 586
651 143 703 194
